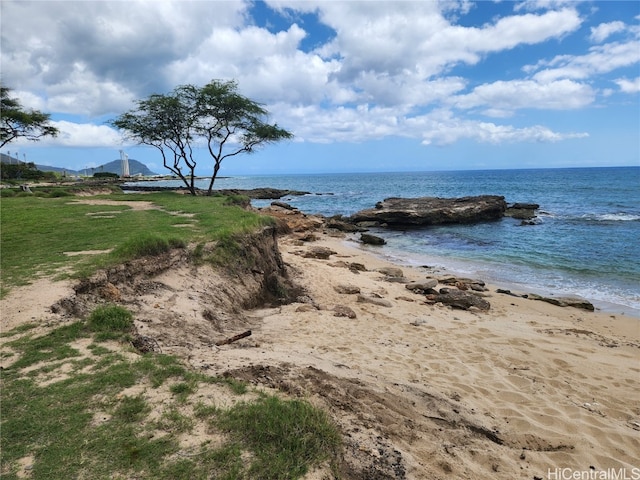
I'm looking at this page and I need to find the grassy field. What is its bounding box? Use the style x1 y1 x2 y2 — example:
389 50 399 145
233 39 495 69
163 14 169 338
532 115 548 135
0 190 271 293
0 188 342 479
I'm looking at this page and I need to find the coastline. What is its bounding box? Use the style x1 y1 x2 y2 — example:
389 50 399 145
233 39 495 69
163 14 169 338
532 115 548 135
123 168 640 317
2 228 639 478
241 231 640 478
356 238 640 319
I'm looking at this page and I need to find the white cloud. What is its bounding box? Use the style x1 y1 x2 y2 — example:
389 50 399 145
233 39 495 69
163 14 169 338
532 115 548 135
514 0 580 12
271 102 588 147
46 67 137 116
406 110 589 146
615 77 640 93
1 0 248 116
314 3 581 82
270 102 404 143
0 0 619 154
531 40 640 82
41 121 124 148
451 79 595 113
590 21 626 42
165 24 346 105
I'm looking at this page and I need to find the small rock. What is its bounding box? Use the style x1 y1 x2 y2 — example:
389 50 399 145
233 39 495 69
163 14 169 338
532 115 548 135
333 305 357 318
334 284 361 295
377 267 403 278
357 294 393 307
303 246 337 259
270 200 297 210
348 262 367 272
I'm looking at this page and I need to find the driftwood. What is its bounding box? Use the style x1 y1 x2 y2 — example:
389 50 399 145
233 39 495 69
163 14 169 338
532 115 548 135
215 330 252 346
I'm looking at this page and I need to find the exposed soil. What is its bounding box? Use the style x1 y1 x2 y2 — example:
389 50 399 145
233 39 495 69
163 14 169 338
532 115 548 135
4 216 639 479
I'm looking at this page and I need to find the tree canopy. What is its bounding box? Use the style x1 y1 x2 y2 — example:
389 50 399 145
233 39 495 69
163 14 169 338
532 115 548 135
111 80 293 195
1 86 59 148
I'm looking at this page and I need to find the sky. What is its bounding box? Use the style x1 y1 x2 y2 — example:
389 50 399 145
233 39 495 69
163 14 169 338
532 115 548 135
1 0 639 175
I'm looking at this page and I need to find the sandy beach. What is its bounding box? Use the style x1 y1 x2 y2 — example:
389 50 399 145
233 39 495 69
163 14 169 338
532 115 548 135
2 224 639 479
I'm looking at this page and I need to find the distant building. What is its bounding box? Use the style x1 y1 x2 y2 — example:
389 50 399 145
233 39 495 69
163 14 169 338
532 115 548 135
120 150 130 177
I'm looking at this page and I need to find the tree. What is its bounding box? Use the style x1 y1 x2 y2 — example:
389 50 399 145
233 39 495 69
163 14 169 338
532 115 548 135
111 80 293 196
1 86 59 148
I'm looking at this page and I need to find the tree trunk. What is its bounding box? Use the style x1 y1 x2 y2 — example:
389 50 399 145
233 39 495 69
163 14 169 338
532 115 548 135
207 160 222 196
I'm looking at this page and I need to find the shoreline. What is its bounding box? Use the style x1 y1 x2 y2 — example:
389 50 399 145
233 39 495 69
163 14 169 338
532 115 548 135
268 232 640 477
355 238 640 319
2 228 639 477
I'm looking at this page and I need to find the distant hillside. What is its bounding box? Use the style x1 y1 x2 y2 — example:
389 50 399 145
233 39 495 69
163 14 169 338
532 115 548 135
36 164 80 175
0 154 157 177
98 159 158 176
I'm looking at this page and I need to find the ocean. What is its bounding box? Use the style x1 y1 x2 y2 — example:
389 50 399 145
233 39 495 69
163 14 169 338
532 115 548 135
127 167 640 316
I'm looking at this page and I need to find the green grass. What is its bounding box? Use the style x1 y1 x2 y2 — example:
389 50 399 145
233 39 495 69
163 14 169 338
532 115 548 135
219 395 342 479
0 191 342 479
1 313 342 479
0 191 273 294
87 304 134 333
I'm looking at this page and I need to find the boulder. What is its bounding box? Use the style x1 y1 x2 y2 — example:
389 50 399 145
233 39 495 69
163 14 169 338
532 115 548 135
350 195 507 227
360 233 387 245
425 288 491 311
438 276 487 292
528 294 595 311
406 279 438 292
326 218 364 232
505 203 540 220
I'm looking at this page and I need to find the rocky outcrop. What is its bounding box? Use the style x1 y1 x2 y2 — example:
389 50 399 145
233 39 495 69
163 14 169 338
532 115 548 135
505 203 540 220
528 294 595 311
218 188 310 199
350 195 507 227
119 185 310 199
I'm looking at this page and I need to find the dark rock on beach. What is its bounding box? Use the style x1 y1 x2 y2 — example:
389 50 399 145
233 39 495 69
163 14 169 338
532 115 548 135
405 279 439 293
303 246 337 260
350 195 507 227
425 288 491 311
528 294 595 311
360 233 387 245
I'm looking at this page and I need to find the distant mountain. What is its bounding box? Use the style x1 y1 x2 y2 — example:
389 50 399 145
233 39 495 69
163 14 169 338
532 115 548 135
98 159 158 176
0 153 157 177
36 164 80 175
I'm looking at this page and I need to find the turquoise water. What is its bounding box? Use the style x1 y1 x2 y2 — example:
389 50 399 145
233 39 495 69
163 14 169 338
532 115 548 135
128 167 640 315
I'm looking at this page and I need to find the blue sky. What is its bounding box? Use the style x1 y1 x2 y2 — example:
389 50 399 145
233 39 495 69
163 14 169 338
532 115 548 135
1 0 638 175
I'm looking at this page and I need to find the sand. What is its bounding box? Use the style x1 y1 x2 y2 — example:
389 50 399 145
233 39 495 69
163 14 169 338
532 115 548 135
2 231 639 479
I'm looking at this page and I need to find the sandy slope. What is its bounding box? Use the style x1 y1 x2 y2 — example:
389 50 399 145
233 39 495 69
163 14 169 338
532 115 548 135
2 231 638 479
